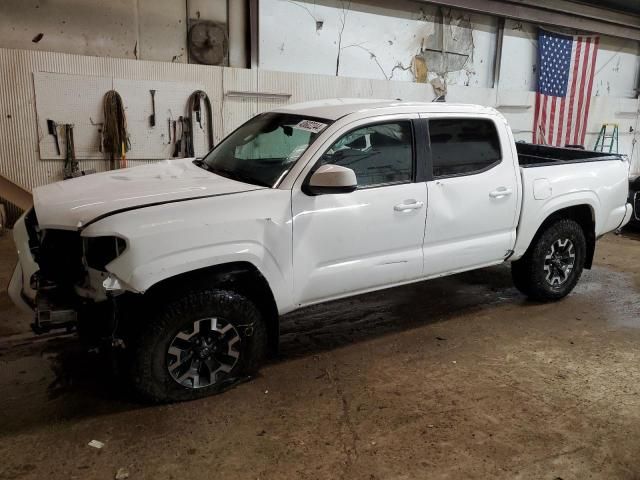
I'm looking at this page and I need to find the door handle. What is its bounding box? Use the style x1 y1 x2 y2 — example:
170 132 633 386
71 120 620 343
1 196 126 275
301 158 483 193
489 187 513 199
394 200 424 212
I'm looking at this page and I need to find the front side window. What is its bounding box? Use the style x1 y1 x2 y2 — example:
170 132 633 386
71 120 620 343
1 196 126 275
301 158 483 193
318 121 414 188
429 118 502 178
201 113 330 187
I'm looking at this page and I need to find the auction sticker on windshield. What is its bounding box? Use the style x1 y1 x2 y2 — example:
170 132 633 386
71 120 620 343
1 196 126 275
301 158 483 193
293 119 327 133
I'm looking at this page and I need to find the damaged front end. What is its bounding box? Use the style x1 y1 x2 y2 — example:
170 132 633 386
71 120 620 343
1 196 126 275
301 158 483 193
10 208 128 339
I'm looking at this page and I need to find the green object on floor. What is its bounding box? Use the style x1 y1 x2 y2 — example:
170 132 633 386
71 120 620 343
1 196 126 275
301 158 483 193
594 123 619 153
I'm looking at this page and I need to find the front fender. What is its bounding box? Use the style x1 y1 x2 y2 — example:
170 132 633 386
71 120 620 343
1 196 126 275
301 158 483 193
81 188 294 314
109 241 291 312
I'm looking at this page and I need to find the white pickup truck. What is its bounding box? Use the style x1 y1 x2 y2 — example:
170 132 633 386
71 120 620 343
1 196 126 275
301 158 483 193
10 99 633 402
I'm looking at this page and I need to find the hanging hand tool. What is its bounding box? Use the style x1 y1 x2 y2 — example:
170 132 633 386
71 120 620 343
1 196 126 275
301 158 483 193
167 118 172 144
172 120 177 154
63 124 78 179
89 117 104 153
47 119 60 155
173 117 183 158
186 90 213 157
183 116 192 158
149 89 156 127
102 90 130 170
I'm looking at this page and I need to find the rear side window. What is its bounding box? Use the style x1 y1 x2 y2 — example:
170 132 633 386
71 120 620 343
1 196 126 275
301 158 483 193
319 121 414 188
428 119 501 178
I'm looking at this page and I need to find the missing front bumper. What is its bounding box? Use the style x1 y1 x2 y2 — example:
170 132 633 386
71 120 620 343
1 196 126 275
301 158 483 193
32 289 78 334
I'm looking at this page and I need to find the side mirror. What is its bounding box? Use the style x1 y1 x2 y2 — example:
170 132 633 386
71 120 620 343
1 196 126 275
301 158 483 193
305 164 357 195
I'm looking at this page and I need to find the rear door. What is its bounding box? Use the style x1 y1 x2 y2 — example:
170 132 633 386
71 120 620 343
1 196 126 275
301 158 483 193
420 115 520 276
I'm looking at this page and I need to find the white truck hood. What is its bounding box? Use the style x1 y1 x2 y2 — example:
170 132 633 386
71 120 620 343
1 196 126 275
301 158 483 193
33 158 265 229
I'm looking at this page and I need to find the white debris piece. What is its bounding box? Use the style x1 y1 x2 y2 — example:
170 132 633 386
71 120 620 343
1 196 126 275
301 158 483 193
88 439 105 449
115 467 130 479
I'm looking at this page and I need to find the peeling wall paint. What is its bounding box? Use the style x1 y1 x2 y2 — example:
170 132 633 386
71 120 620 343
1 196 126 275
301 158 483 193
260 0 497 88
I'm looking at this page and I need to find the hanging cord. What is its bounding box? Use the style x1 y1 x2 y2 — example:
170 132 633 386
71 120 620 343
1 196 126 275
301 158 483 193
63 124 78 179
102 90 130 169
186 90 213 157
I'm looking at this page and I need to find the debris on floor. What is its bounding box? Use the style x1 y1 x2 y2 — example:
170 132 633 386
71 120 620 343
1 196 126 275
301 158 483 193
115 467 130 479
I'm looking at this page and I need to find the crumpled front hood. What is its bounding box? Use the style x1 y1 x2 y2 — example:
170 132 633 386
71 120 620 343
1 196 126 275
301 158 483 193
33 158 265 229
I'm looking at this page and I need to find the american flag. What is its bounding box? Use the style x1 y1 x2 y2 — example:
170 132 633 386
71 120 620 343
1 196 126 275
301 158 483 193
533 29 600 147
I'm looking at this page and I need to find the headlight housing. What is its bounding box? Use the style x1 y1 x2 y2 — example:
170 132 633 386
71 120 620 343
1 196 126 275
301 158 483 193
84 236 127 271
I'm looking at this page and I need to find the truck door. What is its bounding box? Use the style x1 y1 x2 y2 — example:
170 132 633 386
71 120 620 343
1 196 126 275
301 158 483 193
421 115 520 276
291 116 428 306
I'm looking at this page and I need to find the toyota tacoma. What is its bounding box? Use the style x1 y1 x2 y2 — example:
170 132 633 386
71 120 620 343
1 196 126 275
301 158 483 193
9 99 633 402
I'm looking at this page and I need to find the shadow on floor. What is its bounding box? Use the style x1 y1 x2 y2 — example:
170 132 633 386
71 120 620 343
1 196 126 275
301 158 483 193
0 264 523 435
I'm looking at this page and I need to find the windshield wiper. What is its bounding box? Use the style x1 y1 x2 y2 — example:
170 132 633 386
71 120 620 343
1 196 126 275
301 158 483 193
194 159 270 187
193 158 209 169
210 166 270 188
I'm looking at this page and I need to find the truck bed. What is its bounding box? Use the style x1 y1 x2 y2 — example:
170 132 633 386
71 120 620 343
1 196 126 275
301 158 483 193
516 142 621 168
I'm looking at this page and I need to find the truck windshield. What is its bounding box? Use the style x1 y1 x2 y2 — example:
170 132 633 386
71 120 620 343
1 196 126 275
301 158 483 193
199 113 331 187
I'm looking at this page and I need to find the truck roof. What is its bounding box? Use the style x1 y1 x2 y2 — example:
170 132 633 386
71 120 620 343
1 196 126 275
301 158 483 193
272 98 500 121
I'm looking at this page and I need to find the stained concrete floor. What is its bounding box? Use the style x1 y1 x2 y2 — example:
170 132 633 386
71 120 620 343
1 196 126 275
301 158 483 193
0 230 639 480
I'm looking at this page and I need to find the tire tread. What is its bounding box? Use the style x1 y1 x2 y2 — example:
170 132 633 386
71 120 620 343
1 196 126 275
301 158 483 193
511 218 586 302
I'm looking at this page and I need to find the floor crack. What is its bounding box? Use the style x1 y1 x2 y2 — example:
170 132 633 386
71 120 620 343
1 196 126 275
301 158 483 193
325 363 359 477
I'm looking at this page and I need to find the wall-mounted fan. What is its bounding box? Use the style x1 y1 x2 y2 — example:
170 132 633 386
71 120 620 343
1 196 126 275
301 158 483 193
188 20 228 66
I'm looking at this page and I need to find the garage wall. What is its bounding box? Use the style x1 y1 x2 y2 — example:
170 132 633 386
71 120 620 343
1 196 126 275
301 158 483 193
0 2 639 222
260 0 499 88
0 47 637 194
497 18 640 167
500 18 640 98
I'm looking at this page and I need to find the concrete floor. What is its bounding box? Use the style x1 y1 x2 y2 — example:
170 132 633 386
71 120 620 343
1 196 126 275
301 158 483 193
0 230 639 480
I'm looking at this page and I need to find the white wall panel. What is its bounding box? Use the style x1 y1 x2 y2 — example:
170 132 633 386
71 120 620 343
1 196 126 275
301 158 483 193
594 37 640 99
499 19 538 91
222 68 258 134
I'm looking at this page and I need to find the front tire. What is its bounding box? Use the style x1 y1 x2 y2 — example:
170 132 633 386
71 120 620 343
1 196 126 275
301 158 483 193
511 219 586 301
130 288 267 403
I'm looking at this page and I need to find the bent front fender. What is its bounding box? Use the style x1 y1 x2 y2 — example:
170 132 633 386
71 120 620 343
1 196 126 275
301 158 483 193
106 241 294 315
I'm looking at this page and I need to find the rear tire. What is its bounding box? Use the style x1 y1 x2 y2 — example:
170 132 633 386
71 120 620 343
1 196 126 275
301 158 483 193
511 219 586 301
129 288 267 403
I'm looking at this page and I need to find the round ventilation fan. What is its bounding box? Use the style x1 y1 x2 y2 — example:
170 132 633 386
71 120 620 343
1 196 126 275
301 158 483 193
188 20 228 66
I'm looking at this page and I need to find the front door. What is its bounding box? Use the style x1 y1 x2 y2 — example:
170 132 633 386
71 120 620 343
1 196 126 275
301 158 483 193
291 118 427 306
